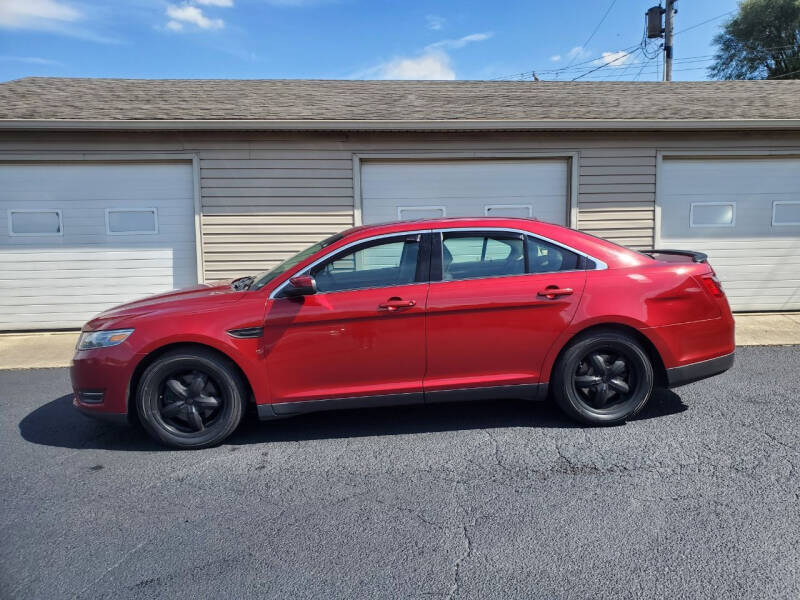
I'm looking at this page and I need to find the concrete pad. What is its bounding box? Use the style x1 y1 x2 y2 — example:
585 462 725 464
0 332 79 370
0 313 798 370
734 312 800 346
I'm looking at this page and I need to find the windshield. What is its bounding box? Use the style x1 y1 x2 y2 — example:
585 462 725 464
251 233 345 290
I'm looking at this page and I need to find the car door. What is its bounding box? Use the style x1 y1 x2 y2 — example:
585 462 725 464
424 229 587 396
264 232 430 406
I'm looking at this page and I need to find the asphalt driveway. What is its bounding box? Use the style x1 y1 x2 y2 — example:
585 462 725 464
1 346 799 600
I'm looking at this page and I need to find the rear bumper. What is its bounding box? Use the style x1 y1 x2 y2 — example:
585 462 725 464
666 352 734 388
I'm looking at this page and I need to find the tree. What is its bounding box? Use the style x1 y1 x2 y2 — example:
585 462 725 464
709 0 800 80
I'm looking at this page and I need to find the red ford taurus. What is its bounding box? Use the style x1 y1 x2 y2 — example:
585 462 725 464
71 218 734 448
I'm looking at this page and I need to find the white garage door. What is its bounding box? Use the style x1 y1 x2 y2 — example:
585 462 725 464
360 160 569 226
659 158 800 311
0 163 198 330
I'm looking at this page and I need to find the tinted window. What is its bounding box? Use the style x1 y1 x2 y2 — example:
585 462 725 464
312 236 420 293
527 236 581 273
442 233 524 281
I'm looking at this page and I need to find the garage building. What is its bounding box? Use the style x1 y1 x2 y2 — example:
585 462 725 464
0 78 799 330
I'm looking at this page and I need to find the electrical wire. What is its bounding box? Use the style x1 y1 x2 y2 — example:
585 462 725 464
672 10 736 37
564 0 619 69
572 47 642 81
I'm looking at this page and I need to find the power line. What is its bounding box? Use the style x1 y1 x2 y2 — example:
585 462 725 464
572 47 642 81
767 67 800 79
564 0 619 68
673 10 735 36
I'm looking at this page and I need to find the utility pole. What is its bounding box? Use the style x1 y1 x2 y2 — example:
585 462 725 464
663 0 676 81
646 1 677 81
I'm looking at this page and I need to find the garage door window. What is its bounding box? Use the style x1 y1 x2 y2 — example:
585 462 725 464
8 210 62 236
773 201 800 226
485 204 533 218
690 202 735 227
106 208 158 235
397 206 445 220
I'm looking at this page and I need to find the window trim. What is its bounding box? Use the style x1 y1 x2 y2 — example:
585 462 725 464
274 231 430 297
396 205 446 220
269 227 606 299
689 202 736 228
105 207 159 235
484 204 533 218
439 229 528 282
8 209 63 237
772 200 800 226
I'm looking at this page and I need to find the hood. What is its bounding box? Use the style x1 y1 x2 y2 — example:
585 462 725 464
84 281 245 330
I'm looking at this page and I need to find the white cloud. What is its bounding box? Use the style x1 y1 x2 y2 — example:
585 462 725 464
0 55 62 65
353 31 492 80
426 14 445 30
166 4 224 30
378 49 455 80
550 54 561 62
428 32 492 50
195 0 234 5
0 0 81 29
566 46 591 60
595 50 633 67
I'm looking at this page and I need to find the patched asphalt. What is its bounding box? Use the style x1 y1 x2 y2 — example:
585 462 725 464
1 346 798 599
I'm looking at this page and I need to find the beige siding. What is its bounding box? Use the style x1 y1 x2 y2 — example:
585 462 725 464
577 148 657 250
2 130 799 280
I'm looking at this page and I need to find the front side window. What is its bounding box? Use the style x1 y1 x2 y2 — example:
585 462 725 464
442 233 525 281
312 235 421 293
527 236 581 273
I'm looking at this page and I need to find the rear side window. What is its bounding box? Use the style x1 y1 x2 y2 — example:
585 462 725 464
442 233 525 281
527 236 581 273
312 235 421 293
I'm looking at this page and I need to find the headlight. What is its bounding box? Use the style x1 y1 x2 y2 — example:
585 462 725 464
77 329 134 351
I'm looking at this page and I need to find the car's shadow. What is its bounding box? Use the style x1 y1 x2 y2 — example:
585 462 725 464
19 388 688 451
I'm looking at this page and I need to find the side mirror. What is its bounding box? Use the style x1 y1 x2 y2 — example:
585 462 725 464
284 274 317 297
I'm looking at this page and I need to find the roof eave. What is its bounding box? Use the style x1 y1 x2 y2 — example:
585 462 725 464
0 118 799 131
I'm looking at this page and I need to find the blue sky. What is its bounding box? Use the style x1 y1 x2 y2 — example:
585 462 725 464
0 0 741 82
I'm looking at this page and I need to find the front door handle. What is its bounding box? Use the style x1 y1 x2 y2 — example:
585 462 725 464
379 298 417 311
537 286 574 299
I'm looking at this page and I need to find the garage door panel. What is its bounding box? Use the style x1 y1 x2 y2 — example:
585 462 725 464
660 158 800 311
0 163 197 330
361 160 568 226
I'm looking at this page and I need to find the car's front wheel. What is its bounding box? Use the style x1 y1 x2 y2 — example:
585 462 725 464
136 348 247 449
552 330 654 425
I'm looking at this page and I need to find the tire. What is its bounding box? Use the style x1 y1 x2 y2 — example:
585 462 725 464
552 330 654 426
136 348 247 449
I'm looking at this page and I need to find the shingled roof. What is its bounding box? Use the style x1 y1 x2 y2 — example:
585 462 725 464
1 77 799 130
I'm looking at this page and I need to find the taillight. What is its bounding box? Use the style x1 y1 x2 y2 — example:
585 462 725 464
700 275 724 297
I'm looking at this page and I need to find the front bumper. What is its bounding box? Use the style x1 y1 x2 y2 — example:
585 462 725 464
666 352 734 388
70 344 142 422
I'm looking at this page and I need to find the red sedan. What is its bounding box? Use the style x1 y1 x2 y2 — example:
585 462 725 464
71 218 734 449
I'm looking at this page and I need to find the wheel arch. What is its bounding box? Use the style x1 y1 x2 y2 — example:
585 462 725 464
127 342 256 424
545 322 668 389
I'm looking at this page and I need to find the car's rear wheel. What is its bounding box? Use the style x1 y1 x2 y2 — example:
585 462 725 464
552 330 654 425
136 348 246 449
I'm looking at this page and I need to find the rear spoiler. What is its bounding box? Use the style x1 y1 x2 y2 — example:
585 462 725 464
641 249 708 263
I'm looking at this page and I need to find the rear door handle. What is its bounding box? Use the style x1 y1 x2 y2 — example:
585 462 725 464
537 287 574 299
379 298 417 311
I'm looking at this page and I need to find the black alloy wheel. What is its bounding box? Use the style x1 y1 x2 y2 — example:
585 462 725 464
573 349 636 410
159 369 224 434
136 348 247 449
552 330 654 425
